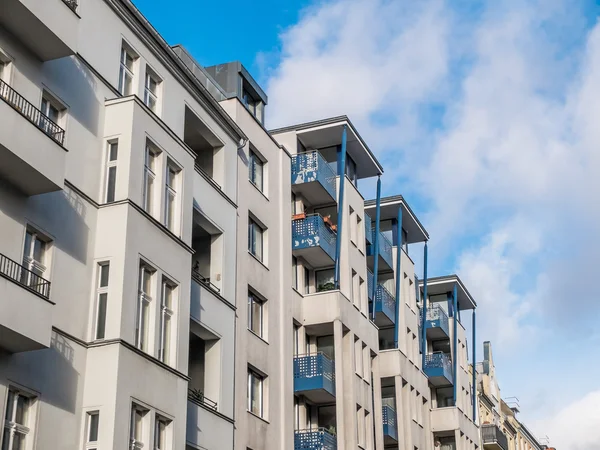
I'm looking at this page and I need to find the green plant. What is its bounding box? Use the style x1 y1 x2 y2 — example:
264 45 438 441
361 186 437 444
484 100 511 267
190 388 204 402
327 425 336 436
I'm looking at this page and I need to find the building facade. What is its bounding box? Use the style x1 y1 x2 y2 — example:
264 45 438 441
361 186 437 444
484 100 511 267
0 1 551 450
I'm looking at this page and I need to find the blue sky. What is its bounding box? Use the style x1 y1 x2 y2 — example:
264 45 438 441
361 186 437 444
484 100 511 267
136 0 600 447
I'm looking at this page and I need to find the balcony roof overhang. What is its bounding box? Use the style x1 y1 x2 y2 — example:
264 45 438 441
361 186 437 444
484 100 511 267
420 274 477 310
270 116 383 180
364 195 428 244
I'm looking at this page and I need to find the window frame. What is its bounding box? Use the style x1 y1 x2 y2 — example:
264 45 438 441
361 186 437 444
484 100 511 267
119 45 136 96
85 411 100 450
248 148 265 193
136 263 154 352
247 291 264 338
164 160 180 233
2 388 34 450
158 279 175 364
248 217 264 262
153 414 170 450
104 140 118 203
143 66 160 113
143 142 158 215
129 404 147 450
247 369 264 418
94 262 110 340
21 226 50 292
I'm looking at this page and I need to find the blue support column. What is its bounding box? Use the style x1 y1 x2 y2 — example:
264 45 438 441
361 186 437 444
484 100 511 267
420 242 428 368
394 208 403 348
472 309 477 421
370 175 382 320
333 125 347 289
452 283 458 404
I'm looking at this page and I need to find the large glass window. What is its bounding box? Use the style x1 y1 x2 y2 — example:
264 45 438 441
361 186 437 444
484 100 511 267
248 218 264 262
248 291 264 338
315 268 335 292
2 389 33 450
249 149 264 192
119 46 135 96
247 369 264 417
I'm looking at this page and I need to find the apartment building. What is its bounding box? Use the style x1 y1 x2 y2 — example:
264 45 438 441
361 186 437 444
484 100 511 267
478 342 549 450
421 276 479 450
0 1 245 450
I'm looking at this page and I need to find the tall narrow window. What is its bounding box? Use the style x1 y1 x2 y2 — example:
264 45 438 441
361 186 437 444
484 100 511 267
85 411 99 450
143 144 157 214
2 389 33 450
95 263 109 340
154 416 169 450
144 68 160 112
136 264 153 351
164 163 178 232
247 369 264 417
105 141 118 203
248 291 264 337
292 256 298 290
248 217 264 262
21 228 49 295
130 405 146 450
41 96 60 124
119 46 135 96
304 267 310 295
159 280 174 363
248 149 264 192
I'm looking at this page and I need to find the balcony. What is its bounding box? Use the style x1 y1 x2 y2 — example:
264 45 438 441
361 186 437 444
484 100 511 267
364 213 373 245
0 253 53 352
422 304 450 339
294 428 337 450
369 283 396 327
424 352 453 386
0 80 66 195
292 214 337 269
367 231 393 273
382 404 398 443
186 389 233 450
294 353 336 403
482 424 509 450
292 151 337 206
0 0 79 61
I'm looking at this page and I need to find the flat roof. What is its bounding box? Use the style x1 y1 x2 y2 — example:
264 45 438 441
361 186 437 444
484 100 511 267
419 274 477 310
270 116 383 179
364 195 429 244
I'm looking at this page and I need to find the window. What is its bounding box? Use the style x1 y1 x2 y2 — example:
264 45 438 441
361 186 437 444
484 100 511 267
2 389 33 450
349 206 356 245
249 149 264 192
41 95 60 124
248 217 264 262
351 270 357 306
316 268 335 292
130 405 146 450
359 277 365 312
85 411 99 450
136 264 153 351
292 256 298 290
119 45 135 96
357 215 363 250
354 338 362 376
164 162 179 232
105 141 118 203
304 267 310 295
159 280 174 363
247 369 264 417
40 92 65 140
143 144 158 214
21 228 49 292
154 415 169 450
242 88 264 124
0 50 11 83
357 406 365 448
144 68 160 112
94 263 110 340
248 291 263 338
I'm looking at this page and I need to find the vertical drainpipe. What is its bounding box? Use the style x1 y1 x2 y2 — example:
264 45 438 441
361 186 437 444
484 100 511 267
420 242 428 369
334 125 347 289
452 283 458 405
472 309 477 421
371 175 382 320
393 207 402 348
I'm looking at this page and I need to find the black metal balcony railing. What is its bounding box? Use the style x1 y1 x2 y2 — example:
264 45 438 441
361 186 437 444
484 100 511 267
188 388 217 411
0 253 51 299
482 424 509 450
0 79 65 145
62 0 78 12
191 267 220 294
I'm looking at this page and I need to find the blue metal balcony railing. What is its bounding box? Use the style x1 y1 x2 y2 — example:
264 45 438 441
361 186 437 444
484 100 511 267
378 231 393 268
364 214 373 245
382 405 398 441
292 151 337 201
424 352 453 384
294 428 337 450
374 284 396 323
367 269 374 300
292 214 337 262
421 304 450 336
294 353 335 396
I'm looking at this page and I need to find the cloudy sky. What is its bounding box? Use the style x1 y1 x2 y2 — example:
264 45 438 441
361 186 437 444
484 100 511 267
140 0 600 447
